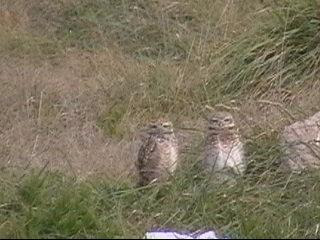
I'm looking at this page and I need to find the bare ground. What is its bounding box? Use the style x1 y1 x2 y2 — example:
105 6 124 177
2 51 320 184
1 0 320 185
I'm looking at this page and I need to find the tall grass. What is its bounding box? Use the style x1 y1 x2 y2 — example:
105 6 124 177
1 166 320 238
211 0 320 99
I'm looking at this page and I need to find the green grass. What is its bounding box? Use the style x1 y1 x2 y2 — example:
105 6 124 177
212 0 320 98
1 166 320 238
0 27 62 59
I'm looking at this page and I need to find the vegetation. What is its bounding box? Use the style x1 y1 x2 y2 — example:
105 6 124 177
1 0 320 238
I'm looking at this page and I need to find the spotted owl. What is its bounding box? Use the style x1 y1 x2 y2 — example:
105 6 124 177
136 119 179 186
203 111 246 176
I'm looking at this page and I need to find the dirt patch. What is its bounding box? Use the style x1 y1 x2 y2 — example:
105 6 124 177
0 52 144 183
1 46 320 183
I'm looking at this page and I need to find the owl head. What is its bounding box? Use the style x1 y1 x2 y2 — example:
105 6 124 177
206 111 235 131
142 118 174 135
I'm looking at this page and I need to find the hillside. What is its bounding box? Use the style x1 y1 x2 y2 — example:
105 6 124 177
1 0 320 238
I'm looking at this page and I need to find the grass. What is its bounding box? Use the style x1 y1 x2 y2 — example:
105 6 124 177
1 0 320 238
0 27 62 59
212 0 320 99
1 166 320 238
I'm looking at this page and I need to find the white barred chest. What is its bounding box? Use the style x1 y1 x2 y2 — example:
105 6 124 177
217 139 245 174
156 136 178 174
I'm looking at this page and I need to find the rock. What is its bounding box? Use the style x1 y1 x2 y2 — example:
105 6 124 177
281 111 320 172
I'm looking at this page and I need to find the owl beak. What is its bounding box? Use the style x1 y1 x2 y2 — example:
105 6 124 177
140 126 153 133
164 130 174 134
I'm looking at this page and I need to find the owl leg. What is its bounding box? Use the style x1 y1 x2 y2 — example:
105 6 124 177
138 169 160 187
232 162 246 176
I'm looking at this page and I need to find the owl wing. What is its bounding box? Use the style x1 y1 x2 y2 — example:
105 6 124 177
136 135 157 170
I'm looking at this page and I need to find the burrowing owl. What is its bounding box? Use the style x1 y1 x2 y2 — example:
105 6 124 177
203 111 246 176
136 119 178 186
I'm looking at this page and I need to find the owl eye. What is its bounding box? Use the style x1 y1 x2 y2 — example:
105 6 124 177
150 124 157 128
224 118 232 123
210 119 219 123
162 122 172 128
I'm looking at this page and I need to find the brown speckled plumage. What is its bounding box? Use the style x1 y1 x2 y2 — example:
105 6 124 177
203 111 246 175
136 119 178 186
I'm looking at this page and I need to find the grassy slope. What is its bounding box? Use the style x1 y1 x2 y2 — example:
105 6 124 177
1 0 320 238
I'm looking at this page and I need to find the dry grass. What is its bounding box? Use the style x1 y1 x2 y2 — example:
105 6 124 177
1 0 320 180
1 0 320 238
0 53 139 181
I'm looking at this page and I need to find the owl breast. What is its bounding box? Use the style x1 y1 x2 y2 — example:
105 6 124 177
217 139 245 175
156 137 178 174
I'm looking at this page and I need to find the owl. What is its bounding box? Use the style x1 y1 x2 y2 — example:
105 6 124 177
136 119 179 187
203 111 246 176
